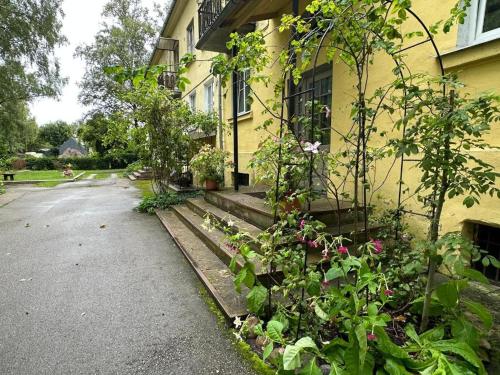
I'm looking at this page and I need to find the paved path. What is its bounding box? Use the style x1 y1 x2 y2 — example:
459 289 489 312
0 179 256 375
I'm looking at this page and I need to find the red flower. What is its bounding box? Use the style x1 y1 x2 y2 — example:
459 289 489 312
384 289 394 296
337 246 348 254
321 279 331 288
371 239 383 254
367 333 377 341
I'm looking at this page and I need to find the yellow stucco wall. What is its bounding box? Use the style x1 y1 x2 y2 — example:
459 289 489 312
155 0 500 235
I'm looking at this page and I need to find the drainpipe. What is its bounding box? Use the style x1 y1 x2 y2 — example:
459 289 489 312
218 74 224 150
232 45 239 191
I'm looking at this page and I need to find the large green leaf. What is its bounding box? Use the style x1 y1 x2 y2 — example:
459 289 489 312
431 340 485 373
384 358 412 375
451 318 480 350
435 281 458 308
266 320 284 342
355 324 367 367
246 285 268 313
299 357 322 375
373 326 409 359
457 268 489 284
463 300 493 330
295 336 318 350
283 344 301 370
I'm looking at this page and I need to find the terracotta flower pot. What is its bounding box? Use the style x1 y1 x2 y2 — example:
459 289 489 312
205 179 218 191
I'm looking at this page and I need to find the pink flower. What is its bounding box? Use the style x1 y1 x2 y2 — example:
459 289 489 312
321 279 331 288
371 239 383 254
308 240 319 249
367 333 377 341
337 246 348 255
384 289 394 296
225 242 239 253
299 219 306 230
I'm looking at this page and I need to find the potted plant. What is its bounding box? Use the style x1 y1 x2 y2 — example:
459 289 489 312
190 145 229 190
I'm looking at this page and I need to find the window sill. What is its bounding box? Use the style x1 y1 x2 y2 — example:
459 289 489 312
228 111 253 124
440 37 500 70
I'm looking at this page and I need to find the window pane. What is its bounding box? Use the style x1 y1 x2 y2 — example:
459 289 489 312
483 0 500 32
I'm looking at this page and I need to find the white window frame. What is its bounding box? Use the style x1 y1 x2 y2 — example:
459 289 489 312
237 69 251 115
204 79 214 113
188 91 196 111
186 20 195 53
459 0 500 46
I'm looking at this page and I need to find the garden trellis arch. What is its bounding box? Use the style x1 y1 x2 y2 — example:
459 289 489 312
265 0 448 333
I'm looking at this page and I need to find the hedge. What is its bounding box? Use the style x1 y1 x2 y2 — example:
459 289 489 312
22 153 138 171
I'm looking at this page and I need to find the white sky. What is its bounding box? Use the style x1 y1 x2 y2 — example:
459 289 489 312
29 0 161 126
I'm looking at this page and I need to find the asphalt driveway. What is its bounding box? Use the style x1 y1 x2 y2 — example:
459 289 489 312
0 179 255 375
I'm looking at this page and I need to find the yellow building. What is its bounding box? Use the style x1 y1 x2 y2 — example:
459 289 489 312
151 0 500 279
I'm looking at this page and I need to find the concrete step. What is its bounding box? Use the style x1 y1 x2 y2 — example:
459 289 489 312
205 191 274 229
128 174 137 181
171 204 268 277
156 209 248 318
185 197 261 239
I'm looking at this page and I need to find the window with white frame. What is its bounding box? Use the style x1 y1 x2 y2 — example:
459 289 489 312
237 69 251 115
188 92 196 111
459 0 500 46
204 80 214 112
186 20 195 53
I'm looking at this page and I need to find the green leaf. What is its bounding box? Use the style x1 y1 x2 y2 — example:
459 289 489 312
463 300 493 330
355 324 367 367
299 357 322 375
325 266 344 281
295 336 318 350
315 303 329 321
451 318 480 349
373 326 409 359
431 340 485 372
457 268 489 284
266 320 284 342
463 196 475 208
384 358 412 375
420 325 444 342
435 282 458 308
283 344 301 370
263 342 273 361
246 285 268 314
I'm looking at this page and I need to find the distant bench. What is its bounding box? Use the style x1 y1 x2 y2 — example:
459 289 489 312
2 173 15 181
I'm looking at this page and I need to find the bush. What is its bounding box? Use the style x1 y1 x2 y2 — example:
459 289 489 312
136 191 201 214
20 152 139 171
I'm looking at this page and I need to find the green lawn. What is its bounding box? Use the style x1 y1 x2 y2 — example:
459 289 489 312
11 170 85 181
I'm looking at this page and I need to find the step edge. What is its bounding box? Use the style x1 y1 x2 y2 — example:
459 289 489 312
155 209 248 318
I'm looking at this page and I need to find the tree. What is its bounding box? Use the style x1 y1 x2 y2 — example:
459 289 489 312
75 0 162 116
0 101 39 156
0 0 66 106
38 121 74 148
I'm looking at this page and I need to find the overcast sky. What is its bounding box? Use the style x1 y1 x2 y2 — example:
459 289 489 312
29 0 161 126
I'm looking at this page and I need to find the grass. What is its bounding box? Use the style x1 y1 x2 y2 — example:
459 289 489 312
11 170 85 181
133 179 155 198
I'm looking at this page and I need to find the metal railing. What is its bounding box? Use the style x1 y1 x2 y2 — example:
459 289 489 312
198 0 227 38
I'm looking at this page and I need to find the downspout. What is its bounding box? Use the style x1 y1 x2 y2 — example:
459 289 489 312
232 44 239 191
218 74 224 150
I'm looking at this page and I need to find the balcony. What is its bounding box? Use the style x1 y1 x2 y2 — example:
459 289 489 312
151 37 181 97
197 0 288 53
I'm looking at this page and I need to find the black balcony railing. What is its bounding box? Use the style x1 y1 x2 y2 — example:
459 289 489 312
198 0 226 38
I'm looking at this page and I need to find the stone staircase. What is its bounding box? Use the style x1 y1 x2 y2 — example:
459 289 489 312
128 168 152 181
156 190 381 318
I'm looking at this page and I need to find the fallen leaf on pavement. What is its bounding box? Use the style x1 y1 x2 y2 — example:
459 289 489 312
25 223 30 227
100 224 106 229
